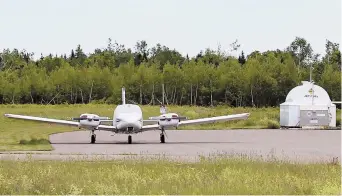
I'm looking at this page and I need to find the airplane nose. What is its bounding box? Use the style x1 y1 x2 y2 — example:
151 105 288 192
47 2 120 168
117 114 141 123
127 117 141 123
117 120 141 130
116 114 142 129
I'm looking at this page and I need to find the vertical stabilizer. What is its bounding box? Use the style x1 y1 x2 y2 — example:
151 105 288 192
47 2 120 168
160 105 167 114
122 87 126 105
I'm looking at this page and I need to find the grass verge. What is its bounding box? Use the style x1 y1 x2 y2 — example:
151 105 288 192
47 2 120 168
0 156 340 195
0 104 340 151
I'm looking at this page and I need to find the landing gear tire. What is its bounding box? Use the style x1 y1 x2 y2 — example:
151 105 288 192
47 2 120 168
91 134 96 144
128 135 132 144
160 134 165 143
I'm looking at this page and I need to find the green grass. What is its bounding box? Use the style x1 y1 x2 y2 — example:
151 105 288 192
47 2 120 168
0 104 340 151
0 157 339 195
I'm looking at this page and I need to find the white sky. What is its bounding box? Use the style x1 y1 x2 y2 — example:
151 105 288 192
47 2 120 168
0 0 341 59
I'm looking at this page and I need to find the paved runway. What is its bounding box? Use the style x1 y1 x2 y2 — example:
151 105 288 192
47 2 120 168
0 129 340 163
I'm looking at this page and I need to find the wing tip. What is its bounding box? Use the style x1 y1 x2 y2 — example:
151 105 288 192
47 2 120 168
241 113 250 118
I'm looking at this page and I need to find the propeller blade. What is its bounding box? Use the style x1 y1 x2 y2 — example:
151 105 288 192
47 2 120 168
149 116 188 120
72 117 110 121
72 117 87 121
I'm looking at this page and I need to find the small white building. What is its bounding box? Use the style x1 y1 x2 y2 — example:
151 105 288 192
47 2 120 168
280 81 336 128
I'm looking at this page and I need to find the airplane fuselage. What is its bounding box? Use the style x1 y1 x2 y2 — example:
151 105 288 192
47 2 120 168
112 104 143 134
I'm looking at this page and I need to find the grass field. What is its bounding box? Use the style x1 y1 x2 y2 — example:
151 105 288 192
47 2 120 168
0 104 340 151
0 157 340 195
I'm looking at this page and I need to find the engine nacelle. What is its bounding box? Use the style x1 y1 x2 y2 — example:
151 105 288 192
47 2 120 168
74 113 106 129
157 113 182 129
78 119 101 129
158 118 180 128
149 113 187 129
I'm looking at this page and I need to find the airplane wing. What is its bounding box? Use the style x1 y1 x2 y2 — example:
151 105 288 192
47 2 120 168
97 125 117 132
4 114 117 132
99 120 113 126
143 119 159 125
178 113 250 126
140 113 250 131
4 114 80 127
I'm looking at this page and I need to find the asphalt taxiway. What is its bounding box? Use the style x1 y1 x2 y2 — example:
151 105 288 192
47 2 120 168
0 129 340 163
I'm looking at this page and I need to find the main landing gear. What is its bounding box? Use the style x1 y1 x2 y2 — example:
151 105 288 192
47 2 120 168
160 128 165 143
90 129 96 144
125 131 165 144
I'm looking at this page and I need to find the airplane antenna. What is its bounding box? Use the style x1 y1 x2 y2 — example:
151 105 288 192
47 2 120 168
160 104 167 114
309 68 312 83
122 87 126 105
162 83 165 105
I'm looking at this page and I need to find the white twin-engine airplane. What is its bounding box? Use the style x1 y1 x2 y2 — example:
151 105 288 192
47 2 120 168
4 88 250 144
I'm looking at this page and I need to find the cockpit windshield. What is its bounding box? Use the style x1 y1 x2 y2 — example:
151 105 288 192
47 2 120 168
115 104 142 114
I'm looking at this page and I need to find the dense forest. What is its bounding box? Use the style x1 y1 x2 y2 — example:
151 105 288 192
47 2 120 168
0 37 340 107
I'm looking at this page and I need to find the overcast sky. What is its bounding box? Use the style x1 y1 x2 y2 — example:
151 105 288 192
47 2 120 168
0 0 340 59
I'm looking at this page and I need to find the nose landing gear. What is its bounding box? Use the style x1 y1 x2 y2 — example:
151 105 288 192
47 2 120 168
90 129 96 144
160 127 165 143
128 135 132 144
160 133 165 143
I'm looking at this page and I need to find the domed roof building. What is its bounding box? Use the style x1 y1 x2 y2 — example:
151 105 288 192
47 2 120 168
284 81 333 105
280 81 336 128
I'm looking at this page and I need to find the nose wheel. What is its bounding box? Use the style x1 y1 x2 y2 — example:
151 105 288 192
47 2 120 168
160 128 165 143
128 135 132 144
90 130 96 144
160 133 165 143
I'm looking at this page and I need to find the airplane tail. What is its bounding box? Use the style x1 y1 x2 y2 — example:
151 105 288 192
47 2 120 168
160 105 167 114
122 87 126 105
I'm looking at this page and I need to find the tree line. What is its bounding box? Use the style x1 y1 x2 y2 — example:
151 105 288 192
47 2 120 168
0 37 340 107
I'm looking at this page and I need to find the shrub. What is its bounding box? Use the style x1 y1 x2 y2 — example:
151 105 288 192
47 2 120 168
19 138 50 145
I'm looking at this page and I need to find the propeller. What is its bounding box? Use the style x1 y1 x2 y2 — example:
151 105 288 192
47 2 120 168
169 116 187 120
72 116 110 121
149 116 188 121
73 117 92 121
